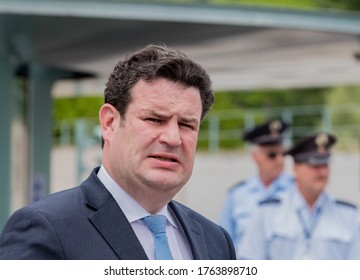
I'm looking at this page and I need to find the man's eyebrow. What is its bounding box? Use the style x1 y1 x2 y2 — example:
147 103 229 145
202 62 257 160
142 109 199 124
141 109 166 118
179 116 199 124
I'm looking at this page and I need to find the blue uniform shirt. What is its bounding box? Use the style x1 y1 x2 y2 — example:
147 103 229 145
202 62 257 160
218 172 294 250
237 187 360 259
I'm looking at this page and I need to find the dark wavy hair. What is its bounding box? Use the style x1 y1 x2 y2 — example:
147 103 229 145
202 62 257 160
104 44 214 120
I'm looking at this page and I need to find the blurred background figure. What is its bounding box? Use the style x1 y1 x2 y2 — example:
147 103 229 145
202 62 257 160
238 132 360 259
218 119 294 251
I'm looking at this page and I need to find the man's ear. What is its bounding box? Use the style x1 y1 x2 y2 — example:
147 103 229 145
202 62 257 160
251 148 259 163
99 103 119 143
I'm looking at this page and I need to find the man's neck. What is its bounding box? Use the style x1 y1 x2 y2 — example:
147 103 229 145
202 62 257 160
298 188 320 210
260 174 277 188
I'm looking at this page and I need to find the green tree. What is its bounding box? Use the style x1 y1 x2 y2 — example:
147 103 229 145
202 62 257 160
325 85 360 149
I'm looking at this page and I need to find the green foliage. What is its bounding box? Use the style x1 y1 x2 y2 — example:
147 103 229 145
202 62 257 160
326 85 360 105
325 85 360 149
216 87 329 108
211 0 315 9
53 96 103 120
314 0 360 10
325 85 360 128
210 0 360 11
53 96 103 145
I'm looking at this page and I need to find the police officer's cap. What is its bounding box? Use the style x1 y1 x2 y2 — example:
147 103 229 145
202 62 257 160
243 119 289 145
285 132 336 166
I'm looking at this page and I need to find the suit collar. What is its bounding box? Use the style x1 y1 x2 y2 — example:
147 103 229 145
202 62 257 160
81 167 148 260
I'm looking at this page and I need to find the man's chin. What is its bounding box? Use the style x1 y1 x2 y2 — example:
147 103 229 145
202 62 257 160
145 175 187 191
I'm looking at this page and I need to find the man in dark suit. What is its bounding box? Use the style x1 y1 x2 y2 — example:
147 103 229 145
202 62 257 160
0 44 236 260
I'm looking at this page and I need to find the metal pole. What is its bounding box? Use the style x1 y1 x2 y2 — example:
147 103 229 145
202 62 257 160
208 115 219 152
0 39 14 230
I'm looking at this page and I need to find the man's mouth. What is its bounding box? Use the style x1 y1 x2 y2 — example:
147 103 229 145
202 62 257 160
149 155 179 163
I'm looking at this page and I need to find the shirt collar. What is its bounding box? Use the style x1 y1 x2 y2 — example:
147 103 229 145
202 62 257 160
251 173 291 194
97 165 177 228
292 186 331 212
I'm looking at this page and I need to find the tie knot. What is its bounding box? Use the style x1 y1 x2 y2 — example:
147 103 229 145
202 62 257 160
142 215 167 235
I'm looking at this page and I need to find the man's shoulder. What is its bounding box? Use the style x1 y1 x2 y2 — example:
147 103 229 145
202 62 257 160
24 168 105 217
277 172 296 184
333 199 359 217
227 179 252 194
16 186 84 219
258 197 282 207
1 186 84 236
334 199 357 209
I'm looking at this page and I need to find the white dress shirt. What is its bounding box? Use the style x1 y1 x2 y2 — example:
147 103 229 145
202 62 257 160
237 187 360 259
97 165 193 259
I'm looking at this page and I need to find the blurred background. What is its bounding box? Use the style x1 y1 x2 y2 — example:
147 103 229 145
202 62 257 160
1 0 360 229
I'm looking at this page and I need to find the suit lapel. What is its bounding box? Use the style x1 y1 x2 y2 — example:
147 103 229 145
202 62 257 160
81 168 211 260
89 199 148 260
169 201 209 260
81 168 148 260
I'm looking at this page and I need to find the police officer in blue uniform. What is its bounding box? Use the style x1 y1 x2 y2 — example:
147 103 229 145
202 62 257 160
238 132 360 259
218 120 294 253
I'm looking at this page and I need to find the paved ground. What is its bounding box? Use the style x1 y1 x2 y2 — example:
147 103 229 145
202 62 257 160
51 147 360 222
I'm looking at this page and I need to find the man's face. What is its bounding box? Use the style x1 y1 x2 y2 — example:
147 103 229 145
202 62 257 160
294 163 329 200
102 77 202 198
252 144 285 182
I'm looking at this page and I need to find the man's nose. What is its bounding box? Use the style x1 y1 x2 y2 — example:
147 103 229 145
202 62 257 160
158 121 182 147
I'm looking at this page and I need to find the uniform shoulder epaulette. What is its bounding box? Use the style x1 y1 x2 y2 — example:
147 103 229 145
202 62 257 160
259 198 281 206
228 180 246 192
335 200 357 209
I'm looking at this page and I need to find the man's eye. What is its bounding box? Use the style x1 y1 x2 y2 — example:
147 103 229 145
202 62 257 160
146 118 162 123
181 123 194 130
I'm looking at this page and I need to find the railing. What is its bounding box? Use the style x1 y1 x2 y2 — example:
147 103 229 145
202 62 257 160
199 103 360 151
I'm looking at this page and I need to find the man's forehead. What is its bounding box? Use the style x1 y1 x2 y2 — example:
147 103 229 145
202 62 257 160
259 144 284 151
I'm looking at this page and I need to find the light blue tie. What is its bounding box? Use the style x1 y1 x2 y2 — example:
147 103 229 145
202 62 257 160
142 215 174 260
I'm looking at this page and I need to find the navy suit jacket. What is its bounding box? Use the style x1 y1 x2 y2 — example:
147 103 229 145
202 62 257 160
0 167 235 260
